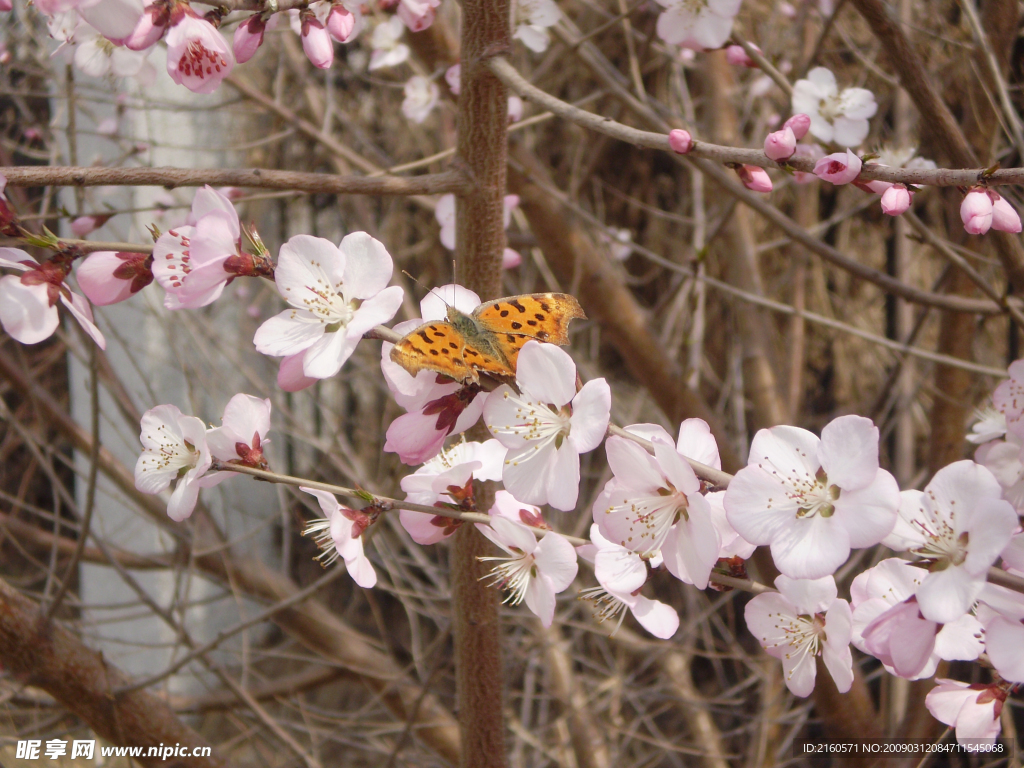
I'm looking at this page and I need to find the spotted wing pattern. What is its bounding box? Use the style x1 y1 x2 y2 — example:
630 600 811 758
474 293 586 368
389 321 474 381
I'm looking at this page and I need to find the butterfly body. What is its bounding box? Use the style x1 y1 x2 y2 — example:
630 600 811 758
390 292 585 383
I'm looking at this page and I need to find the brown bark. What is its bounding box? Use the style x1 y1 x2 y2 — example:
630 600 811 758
451 0 513 763
0 577 224 768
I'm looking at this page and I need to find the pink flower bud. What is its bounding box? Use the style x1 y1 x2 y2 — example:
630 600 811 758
233 14 266 64
300 11 334 69
737 164 772 193
125 3 169 50
813 149 862 185
725 44 756 68
502 248 522 269
0 0 12 12
880 184 912 217
508 95 523 123
326 4 356 42
76 251 153 306
991 194 1022 233
445 63 461 95
763 126 796 161
860 179 892 195
668 129 693 154
783 113 811 140
960 189 994 235
71 215 109 237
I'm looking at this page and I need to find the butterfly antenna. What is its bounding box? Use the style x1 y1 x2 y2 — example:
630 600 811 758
402 270 452 309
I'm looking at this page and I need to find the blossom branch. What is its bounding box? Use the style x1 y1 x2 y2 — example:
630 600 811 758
1 166 470 196
486 56 1024 188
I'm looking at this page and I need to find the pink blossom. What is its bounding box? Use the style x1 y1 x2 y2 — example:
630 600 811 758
233 14 265 64
882 460 1017 623
577 524 679 639
813 149 862 185
668 128 692 154
299 9 333 68
851 560 983 680
301 488 377 588
763 127 796 162
445 63 461 95
76 250 153 306
77 0 148 47
152 186 241 309
326 3 357 42
880 184 912 216
71 214 104 237
125 2 169 50
382 288 490 464
134 403 211 521
655 0 740 50
926 680 1004 745
960 188 993 235
277 353 318 392
744 575 853 697
792 67 876 147
594 426 719 589
502 248 522 269
737 164 772 193
397 0 439 31
991 193 1022 233
0 0 12 11
0 248 106 348
783 113 811 140
254 233 403 380
725 44 756 67
368 17 408 70
485 342 611 511
402 75 439 123
725 415 900 580
993 359 1024 432
478 516 578 627
399 440 505 544
513 0 560 53
508 95 523 123
165 9 233 94
196 393 272 488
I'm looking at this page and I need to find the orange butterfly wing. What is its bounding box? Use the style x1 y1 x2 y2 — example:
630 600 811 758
389 321 475 381
472 293 586 368
389 293 586 384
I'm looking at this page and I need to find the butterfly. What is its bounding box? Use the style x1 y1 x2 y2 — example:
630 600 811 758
389 293 586 383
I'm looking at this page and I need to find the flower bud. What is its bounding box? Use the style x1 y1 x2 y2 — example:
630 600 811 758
880 184 912 216
508 95 523 123
763 126 796 161
233 14 266 64
326 4 357 42
960 189 993 235
737 164 772 193
445 63 461 95
668 129 693 154
125 3 169 50
813 149 862 185
725 44 756 68
991 194 1022 233
76 251 153 306
300 11 334 69
783 113 811 140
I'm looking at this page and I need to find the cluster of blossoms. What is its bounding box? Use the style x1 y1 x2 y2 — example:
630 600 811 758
5 169 1024 745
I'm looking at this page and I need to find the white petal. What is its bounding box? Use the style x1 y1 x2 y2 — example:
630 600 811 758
534 532 578 592
818 415 879 491
0 278 59 345
963 497 1017 575
916 567 984 624
524 572 557 626
420 283 480 319
605 436 667 493
771 514 850 580
339 231 394 299
775 575 838 614
652 438 701 496
516 341 577 407
568 379 611 453
629 595 679 639
662 495 719 589
346 285 404 337
253 310 324 356
933 613 984 661
166 478 201 521
543 442 582 512
303 327 359 379
984 615 1024 682
724 466 802 545
822 601 854 693
676 418 721 469
830 117 870 148
300 486 341 516
60 290 106 349
832 470 899 547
